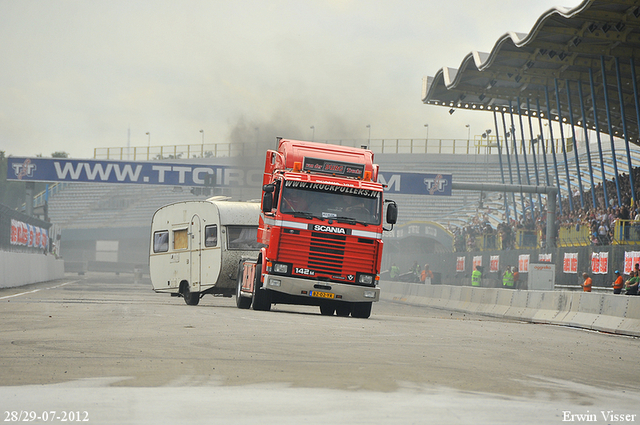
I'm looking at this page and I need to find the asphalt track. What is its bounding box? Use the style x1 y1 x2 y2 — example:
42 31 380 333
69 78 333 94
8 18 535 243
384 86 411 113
1 274 639 424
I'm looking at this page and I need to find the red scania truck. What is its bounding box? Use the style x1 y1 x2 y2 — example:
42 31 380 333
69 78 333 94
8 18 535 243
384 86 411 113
235 138 397 318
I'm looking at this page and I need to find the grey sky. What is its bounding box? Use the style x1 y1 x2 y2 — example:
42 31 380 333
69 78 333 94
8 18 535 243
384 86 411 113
0 0 581 158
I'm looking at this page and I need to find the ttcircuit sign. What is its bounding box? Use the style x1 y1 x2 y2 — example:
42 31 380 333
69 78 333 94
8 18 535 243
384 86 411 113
7 157 452 195
378 172 452 196
6 157 262 187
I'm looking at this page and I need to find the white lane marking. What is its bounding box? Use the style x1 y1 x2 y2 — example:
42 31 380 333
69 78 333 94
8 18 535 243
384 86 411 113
0 280 80 300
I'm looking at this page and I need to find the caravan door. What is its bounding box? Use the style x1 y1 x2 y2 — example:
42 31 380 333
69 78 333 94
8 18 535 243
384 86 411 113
190 214 202 292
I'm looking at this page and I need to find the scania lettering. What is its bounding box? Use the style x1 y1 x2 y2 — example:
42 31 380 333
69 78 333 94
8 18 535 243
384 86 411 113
313 225 346 234
236 138 397 319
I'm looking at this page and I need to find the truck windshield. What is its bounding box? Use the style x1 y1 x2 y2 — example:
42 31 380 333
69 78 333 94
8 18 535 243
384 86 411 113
280 181 381 225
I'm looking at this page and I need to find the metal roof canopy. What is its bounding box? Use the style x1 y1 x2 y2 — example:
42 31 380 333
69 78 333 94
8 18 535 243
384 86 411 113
422 0 640 144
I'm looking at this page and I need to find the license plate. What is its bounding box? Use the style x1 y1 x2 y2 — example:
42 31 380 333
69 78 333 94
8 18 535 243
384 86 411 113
309 291 334 299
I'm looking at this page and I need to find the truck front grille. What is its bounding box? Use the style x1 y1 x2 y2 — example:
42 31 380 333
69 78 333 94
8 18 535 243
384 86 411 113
308 232 345 274
278 228 377 281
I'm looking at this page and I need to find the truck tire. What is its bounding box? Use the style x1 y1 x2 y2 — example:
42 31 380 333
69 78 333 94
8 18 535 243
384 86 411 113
335 304 351 317
351 302 372 319
251 264 271 311
183 285 200 306
236 264 252 309
319 304 335 316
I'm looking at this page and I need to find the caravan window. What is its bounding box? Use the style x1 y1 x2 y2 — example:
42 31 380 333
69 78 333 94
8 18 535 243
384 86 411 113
173 228 188 250
227 226 261 251
153 231 169 253
205 225 217 247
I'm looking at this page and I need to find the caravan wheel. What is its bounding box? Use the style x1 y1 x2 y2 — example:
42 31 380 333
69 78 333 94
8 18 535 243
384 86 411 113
183 284 200 306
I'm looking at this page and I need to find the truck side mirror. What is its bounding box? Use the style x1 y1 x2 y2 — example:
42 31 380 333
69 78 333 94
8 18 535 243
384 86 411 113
263 184 275 193
386 202 398 225
262 184 275 212
262 193 273 213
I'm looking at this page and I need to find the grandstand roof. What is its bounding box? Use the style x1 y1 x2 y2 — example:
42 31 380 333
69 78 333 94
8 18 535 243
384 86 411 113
422 0 640 144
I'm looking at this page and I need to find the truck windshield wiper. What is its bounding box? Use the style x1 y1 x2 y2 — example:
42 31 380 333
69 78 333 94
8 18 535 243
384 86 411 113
335 216 368 226
292 211 325 220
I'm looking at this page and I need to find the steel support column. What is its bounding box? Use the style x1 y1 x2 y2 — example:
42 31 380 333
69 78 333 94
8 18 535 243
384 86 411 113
565 80 585 208
589 67 609 208
615 57 637 205
601 55 622 206
577 80 597 210
536 98 552 188
493 110 510 223
508 101 526 217
631 58 640 204
554 79 574 212
516 97 535 217
527 98 544 215
545 86 564 216
500 111 519 219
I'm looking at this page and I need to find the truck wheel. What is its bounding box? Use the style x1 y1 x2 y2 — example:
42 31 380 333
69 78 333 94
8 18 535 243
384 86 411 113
351 302 372 319
236 266 252 309
319 304 335 316
251 264 271 311
335 304 351 317
183 285 200 306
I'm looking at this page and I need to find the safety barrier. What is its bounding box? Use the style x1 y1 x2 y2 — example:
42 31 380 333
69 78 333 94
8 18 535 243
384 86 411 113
379 281 640 337
0 251 64 288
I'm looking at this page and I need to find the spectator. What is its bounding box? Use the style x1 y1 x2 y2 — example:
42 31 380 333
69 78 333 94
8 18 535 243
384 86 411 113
411 261 420 283
472 265 482 287
612 270 624 294
390 263 400 280
581 273 592 292
502 266 514 289
625 271 639 295
421 263 434 283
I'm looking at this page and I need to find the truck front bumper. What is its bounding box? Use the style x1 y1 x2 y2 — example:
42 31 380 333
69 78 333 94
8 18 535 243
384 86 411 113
262 273 380 303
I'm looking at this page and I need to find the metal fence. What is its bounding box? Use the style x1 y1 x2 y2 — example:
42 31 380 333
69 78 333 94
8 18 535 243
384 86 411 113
93 138 569 160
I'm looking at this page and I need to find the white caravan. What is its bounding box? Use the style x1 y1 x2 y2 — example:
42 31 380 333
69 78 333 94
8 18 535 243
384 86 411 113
149 199 261 305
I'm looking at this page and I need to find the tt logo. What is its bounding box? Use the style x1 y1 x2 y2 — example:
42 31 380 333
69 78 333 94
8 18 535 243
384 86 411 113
12 159 36 179
424 174 447 195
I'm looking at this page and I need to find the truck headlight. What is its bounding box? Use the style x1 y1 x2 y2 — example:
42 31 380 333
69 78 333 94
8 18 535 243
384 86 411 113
358 274 374 284
363 290 376 298
273 263 289 274
268 278 281 287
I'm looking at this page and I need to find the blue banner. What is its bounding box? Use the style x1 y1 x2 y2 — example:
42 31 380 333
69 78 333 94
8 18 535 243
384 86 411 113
379 171 452 196
6 157 262 187
7 157 452 196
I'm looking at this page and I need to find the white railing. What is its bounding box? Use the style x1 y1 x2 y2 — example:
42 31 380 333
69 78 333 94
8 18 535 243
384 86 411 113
93 137 571 160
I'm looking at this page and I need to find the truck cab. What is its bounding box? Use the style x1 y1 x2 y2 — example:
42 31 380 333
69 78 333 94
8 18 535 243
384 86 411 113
236 139 397 318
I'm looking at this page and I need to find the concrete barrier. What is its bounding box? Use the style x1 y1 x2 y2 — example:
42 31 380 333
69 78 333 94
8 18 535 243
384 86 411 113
504 290 529 320
592 295 628 334
0 251 64 288
474 288 499 315
379 281 640 337
617 296 640 336
485 290 513 318
530 291 565 324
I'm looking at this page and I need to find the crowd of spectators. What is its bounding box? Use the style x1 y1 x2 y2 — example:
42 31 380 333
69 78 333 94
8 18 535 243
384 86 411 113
451 165 640 252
